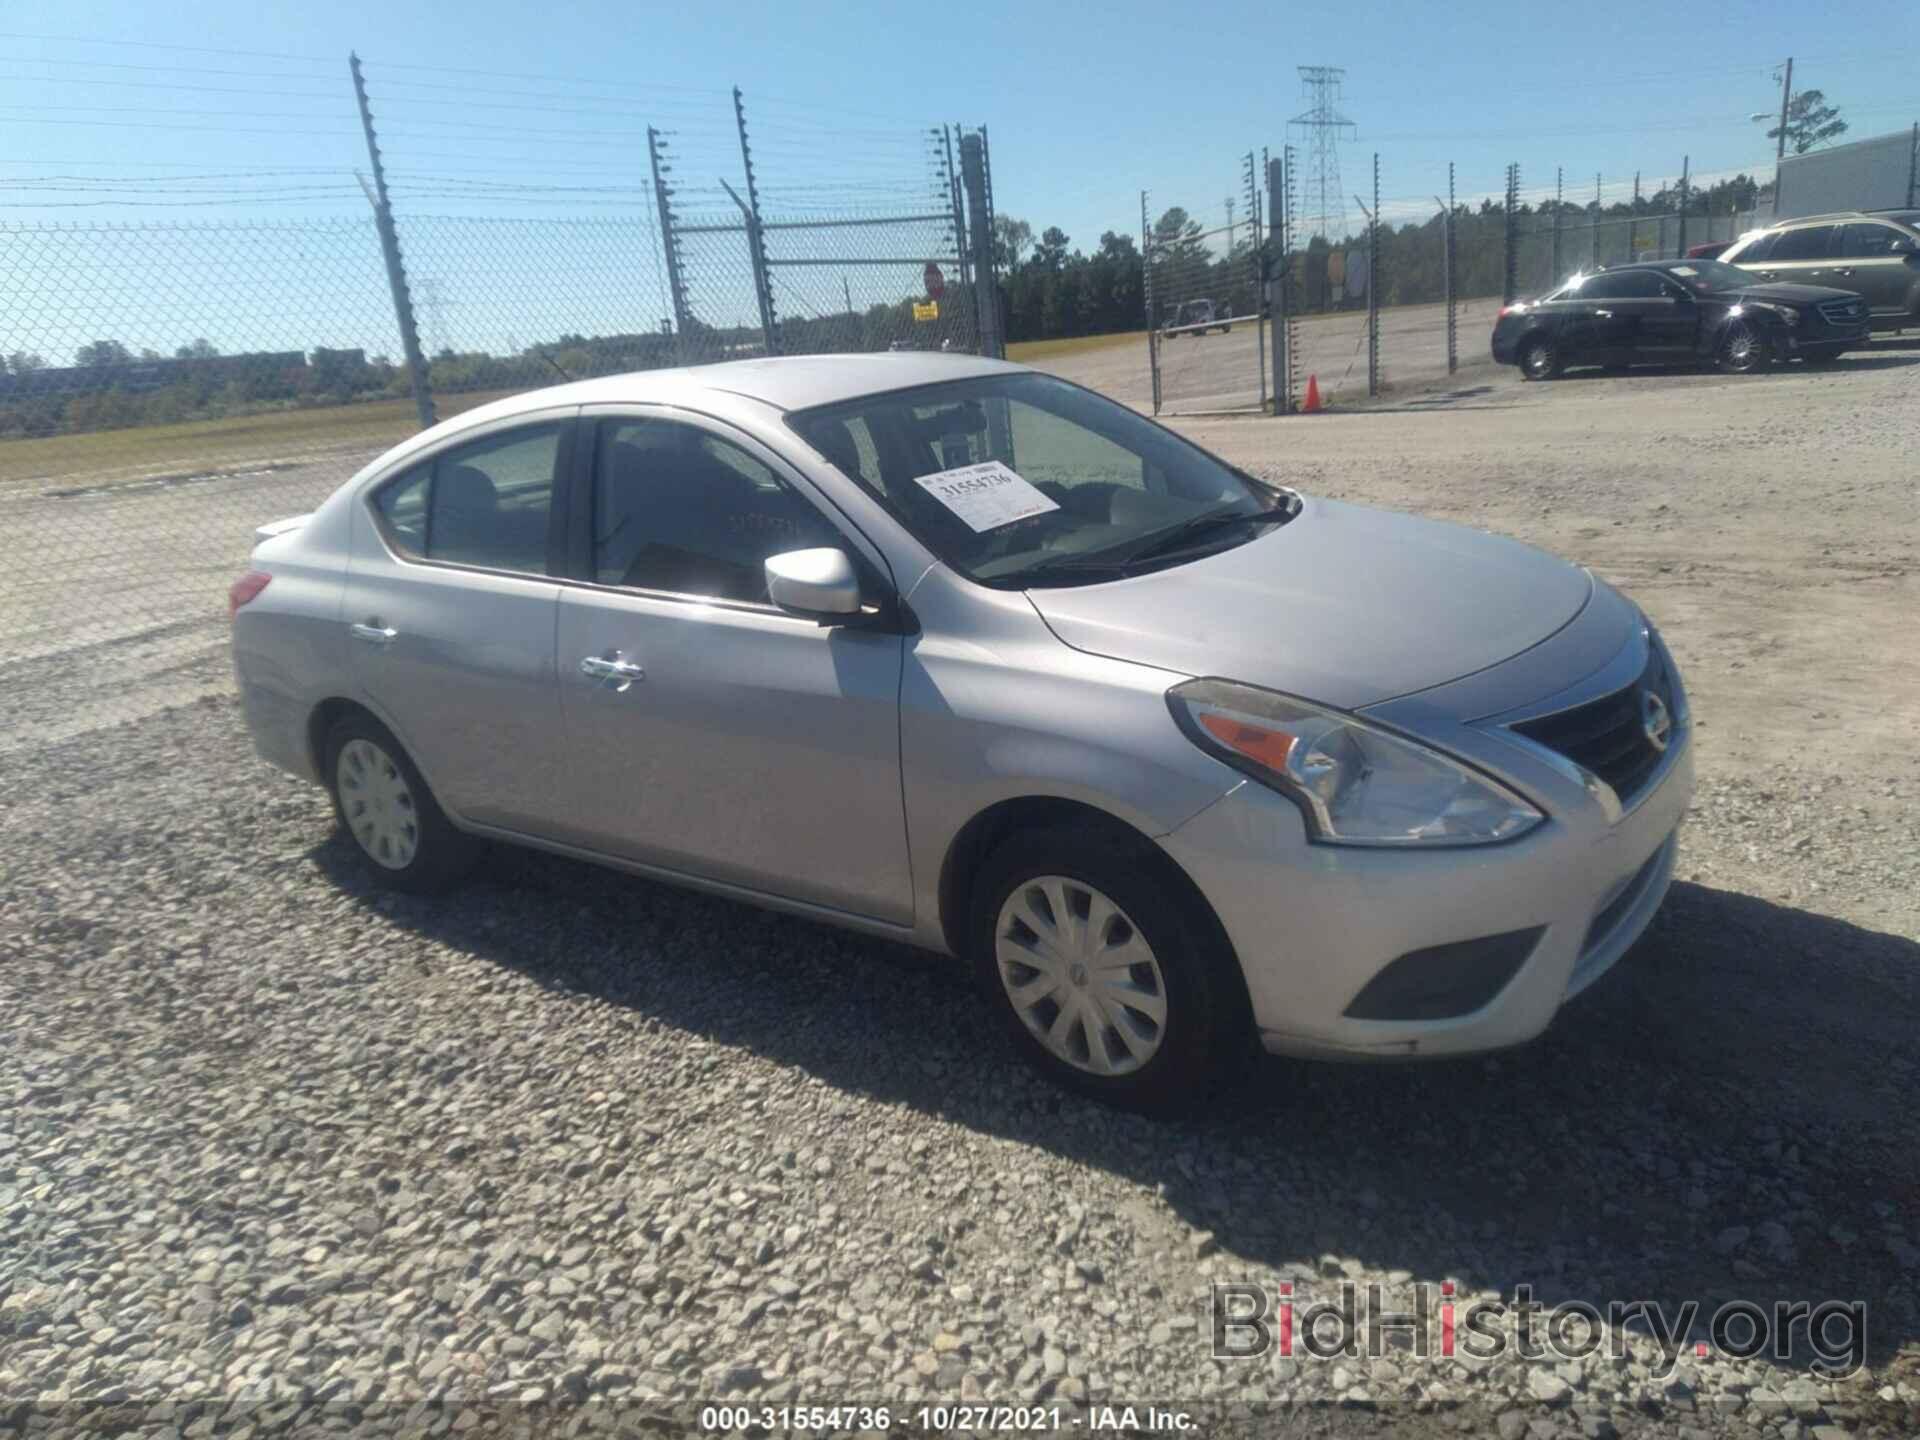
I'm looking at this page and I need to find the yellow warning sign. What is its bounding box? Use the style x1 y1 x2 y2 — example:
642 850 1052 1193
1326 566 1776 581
912 301 940 322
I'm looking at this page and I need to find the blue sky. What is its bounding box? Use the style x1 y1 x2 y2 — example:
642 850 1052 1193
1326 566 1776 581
2 1 1916 355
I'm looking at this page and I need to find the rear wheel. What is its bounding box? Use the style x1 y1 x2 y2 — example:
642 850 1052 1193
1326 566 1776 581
323 712 480 894
971 825 1243 1114
1714 317 1769 374
1519 336 1561 381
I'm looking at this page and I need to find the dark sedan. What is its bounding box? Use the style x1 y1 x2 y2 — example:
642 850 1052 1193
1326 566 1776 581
1490 259 1871 380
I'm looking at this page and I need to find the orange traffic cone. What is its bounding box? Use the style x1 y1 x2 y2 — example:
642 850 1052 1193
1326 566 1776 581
1302 374 1323 413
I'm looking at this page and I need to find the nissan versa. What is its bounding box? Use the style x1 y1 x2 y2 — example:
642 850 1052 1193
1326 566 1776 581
231 355 1693 1110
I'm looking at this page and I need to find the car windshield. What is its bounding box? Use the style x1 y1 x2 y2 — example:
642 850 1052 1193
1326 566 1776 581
788 371 1291 588
1664 260 1760 293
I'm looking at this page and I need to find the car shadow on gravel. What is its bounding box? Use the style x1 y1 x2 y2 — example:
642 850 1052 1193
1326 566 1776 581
1551 352 1920 382
315 836 1920 1375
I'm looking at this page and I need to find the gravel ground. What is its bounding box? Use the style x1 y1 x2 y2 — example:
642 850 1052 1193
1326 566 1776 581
5 347 1920 1437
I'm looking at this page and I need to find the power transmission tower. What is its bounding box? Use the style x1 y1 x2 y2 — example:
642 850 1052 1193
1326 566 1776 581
1288 66 1356 307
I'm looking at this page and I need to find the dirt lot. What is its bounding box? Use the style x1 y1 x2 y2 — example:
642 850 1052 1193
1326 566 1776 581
4 345 1919 1434
1048 298 1506 414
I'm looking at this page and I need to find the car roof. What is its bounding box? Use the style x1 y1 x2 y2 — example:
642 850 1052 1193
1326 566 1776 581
365 352 1027 477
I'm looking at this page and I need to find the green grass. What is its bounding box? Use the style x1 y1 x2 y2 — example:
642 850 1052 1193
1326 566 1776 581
0 390 516 488
1007 330 1147 363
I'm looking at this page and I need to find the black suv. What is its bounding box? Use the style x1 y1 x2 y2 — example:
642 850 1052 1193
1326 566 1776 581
1490 259 1870 380
1720 211 1920 331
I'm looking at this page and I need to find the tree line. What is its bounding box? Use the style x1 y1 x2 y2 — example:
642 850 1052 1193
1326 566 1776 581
987 172 1769 344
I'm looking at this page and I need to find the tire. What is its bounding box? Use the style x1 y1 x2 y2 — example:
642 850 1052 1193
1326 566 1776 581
970 824 1245 1114
1518 335 1561 381
322 711 481 894
1714 317 1770 374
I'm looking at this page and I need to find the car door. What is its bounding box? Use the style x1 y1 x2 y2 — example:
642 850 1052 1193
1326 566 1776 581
1564 271 1638 360
552 409 913 923
1639 271 1702 357
345 412 575 834
1748 223 1836 286
1833 221 1917 317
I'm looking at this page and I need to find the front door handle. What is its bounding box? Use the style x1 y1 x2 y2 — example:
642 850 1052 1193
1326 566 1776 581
1831 267 1855 277
1758 271 1777 280
579 654 645 689
1592 308 1613 318
349 622 398 644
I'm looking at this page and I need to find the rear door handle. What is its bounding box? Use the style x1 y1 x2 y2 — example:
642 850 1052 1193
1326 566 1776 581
349 622 397 644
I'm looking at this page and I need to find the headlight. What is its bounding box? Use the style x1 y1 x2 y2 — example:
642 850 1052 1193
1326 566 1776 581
1736 301 1799 327
1167 679 1544 847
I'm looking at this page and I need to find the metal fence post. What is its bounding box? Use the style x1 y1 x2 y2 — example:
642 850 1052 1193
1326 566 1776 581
647 126 694 358
1907 121 1917 208
944 125 969 294
958 131 1003 361
1503 163 1519 305
1367 153 1379 399
1246 149 1265 411
1266 160 1288 414
1591 173 1601 270
1676 156 1690 258
1551 166 1563 283
348 53 434 431
1140 189 1161 414
732 88 778 357
1444 162 1457 375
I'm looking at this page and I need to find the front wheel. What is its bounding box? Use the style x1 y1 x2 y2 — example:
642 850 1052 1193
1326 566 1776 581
1714 318 1770 374
971 826 1242 1113
1519 336 1561 381
323 712 481 894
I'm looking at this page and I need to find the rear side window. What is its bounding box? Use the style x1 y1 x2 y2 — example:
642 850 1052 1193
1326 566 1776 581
1837 223 1902 258
372 423 562 575
1768 226 1835 261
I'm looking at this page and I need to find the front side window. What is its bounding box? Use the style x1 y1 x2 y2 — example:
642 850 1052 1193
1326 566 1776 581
373 424 561 574
789 372 1290 588
592 419 841 603
1727 232 1774 263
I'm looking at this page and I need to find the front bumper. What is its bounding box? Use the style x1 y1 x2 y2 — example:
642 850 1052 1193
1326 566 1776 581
1161 650 1694 1060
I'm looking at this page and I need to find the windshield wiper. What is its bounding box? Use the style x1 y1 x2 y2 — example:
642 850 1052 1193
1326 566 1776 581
1117 503 1290 566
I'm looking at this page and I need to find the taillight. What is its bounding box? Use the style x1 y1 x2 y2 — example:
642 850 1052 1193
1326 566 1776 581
229 570 271 618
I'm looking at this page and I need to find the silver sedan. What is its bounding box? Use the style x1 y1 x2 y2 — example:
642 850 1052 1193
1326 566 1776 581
231 354 1692 1111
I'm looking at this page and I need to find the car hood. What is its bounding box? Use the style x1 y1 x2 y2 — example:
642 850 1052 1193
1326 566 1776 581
1719 281 1859 305
1025 497 1593 710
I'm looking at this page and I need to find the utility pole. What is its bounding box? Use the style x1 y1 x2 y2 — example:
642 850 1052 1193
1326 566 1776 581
1773 58 1794 161
348 53 434 430
1772 57 1794 216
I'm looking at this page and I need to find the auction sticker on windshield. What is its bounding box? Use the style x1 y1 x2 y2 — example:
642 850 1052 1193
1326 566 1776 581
913 461 1060 533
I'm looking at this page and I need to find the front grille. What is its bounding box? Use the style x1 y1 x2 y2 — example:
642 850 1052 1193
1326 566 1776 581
1817 297 1866 326
1510 647 1676 804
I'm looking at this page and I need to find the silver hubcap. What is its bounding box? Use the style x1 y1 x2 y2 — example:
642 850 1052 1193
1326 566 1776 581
996 876 1168 1077
337 738 418 871
1525 343 1552 376
1725 321 1754 364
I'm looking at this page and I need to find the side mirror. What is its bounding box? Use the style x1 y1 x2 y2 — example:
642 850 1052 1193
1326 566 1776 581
765 547 861 618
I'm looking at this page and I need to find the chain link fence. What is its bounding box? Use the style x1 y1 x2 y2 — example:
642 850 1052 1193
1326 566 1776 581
1142 149 1780 416
0 82 1000 747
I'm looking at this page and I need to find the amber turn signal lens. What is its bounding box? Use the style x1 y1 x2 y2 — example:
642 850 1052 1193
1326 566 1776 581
1198 712 1297 772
